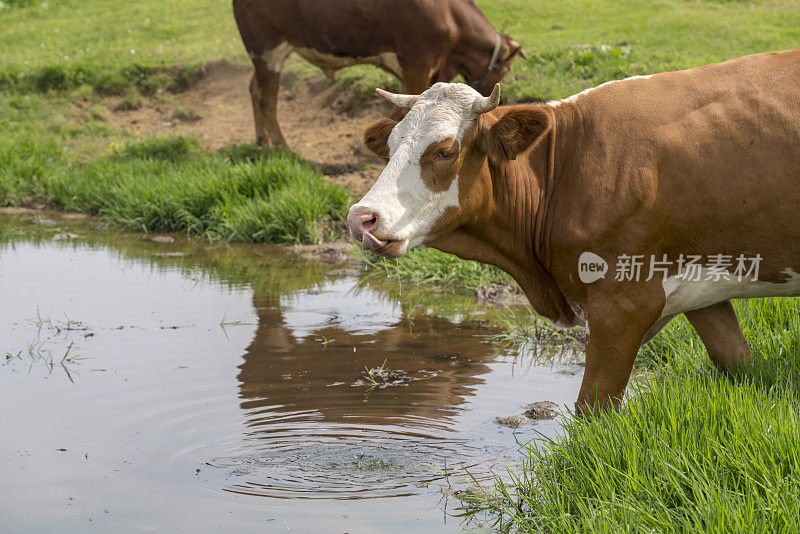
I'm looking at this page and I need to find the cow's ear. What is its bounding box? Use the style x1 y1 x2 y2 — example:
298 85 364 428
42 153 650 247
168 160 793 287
482 108 551 162
363 118 398 160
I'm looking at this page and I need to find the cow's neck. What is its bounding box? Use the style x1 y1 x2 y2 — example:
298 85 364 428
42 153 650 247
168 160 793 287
430 128 577 326
448 3 499 82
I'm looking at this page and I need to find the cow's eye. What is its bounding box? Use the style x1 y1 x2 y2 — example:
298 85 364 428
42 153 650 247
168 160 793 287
437 149 452 159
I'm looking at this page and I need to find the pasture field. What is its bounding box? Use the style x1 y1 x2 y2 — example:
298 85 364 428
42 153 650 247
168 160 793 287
2 0 800 532
3 0 800 99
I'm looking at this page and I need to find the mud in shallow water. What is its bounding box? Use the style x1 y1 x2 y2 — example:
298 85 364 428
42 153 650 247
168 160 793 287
0 213 582 533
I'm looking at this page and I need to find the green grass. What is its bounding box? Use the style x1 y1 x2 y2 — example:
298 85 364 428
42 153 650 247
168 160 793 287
481 0 800 101
0 0 241 94
362 248 512 290
52 142 350 242
461 297 800 532
0 94 350 243
4 139 351 243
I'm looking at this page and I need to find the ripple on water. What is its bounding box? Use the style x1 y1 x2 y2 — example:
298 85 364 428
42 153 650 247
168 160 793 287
206 426 499 500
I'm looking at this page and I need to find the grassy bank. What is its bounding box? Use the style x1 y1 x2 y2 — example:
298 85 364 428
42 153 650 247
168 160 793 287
0 93 350 243
463 296 800 532
0 1 355 244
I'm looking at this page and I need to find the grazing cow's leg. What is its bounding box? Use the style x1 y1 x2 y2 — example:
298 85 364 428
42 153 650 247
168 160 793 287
258 66 287 148
577 300 663 414
249 74 266 145
249 43 292 148
251 58 287 148
684 300 750 371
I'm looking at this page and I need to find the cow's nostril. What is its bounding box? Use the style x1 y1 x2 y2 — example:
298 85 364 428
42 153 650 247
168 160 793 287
348 208 381 239
363 214 378 230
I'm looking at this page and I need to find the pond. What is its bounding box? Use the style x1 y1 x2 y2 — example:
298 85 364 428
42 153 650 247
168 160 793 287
0 212 583 533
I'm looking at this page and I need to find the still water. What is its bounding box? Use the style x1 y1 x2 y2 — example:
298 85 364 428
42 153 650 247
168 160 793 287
0 212 582 533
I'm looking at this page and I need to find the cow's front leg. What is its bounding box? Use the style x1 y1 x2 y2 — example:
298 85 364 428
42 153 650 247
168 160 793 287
250 44 291 148
577 300 663 414
684 300 750 371
255 65 287 148
248 73 266 145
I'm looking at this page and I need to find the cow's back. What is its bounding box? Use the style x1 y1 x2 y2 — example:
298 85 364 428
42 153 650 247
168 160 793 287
553 49 800 284
233 0 454 57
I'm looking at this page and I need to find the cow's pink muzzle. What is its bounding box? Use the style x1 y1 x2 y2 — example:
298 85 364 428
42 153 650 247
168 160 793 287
348 208 389 251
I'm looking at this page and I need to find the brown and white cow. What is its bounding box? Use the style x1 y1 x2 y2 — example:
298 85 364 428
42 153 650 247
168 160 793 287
348 49 800 413
232 0 524 147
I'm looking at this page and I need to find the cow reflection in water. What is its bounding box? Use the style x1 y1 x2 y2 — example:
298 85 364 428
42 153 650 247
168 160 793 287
236 282 504 426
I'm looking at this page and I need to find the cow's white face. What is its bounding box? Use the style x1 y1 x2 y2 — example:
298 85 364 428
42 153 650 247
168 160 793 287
348 83 495 258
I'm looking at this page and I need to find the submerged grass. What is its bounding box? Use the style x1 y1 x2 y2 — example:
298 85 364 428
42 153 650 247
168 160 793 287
489 305 585 352
359 249 585 352
462 297 800 532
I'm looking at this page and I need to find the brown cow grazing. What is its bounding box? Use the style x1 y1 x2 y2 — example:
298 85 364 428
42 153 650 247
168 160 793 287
348 49 800 413
232 0 524 147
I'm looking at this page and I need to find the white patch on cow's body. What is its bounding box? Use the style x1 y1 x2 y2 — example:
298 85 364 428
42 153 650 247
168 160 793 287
293 47 403 78
547 74 653 106
659 268 800 319
256 42 293 72
351 83 485 251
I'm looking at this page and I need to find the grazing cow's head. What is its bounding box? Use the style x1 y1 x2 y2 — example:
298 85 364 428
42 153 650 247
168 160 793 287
470 34 526 97
348 82 551 258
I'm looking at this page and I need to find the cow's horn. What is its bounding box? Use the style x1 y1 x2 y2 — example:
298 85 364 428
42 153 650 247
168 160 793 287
375 88 418 108
507 39 528 60
472 83 501 114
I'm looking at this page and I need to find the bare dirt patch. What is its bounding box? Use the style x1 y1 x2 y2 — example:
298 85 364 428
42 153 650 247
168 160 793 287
101 60 391 196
